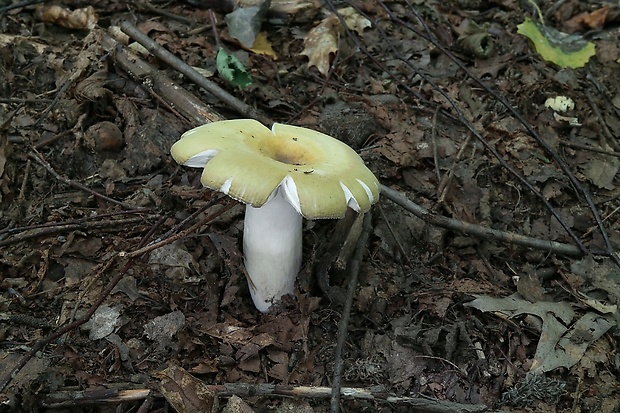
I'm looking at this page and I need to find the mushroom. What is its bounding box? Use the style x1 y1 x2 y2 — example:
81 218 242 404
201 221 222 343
171 119 379 312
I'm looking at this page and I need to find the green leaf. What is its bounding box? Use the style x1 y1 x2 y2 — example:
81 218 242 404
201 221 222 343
517 17 595 69
216 48 253 89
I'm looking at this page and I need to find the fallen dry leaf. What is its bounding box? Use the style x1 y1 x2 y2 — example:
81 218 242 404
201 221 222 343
249 32 278 59
83 305 123 340
301 7 371 75
564 5 611 32
144 311 186 351
582 152 620 190
155 366 218 413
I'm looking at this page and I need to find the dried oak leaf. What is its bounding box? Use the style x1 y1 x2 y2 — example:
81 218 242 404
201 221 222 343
582 152 620 190
155 366 218 413
301 7 371 75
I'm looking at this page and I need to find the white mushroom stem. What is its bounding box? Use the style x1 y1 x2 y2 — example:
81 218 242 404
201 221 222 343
243 187 302 312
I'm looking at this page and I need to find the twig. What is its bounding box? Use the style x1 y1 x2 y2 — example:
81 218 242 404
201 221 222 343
584 89 618 151
331 213 372 413
208 10 223 49
124 200 237 258
0 216 152 248
137 0 192 24
40 388 151 408
559 140 620 158
28 151 151 211
17 159 30 200
33 129 73 149
39 383 489 412
377 204 416 271
0 98 53 104
100 32 224 127
431 106 442 184
380 184 582 257
0 0 44 14
119 21 273 126
0 210 149 238
34 77 75 128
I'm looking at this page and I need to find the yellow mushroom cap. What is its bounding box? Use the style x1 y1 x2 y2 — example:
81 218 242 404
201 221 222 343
171 119 379 219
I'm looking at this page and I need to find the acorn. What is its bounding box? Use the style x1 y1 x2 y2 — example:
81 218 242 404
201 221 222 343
84 121 123 152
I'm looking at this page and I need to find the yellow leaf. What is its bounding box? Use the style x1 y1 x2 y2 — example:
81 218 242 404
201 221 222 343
250 32 278 59
517 17 595 69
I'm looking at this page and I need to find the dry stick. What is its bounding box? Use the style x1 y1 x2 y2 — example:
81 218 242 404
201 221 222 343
34 76 75 128
138 0 192 24
0 216 152 247
28 151 151 211
100 33 224 126
330 213 372 413
17 159 30 200
380 185 582 257
0 98 53 104
208 9 223 48
119 21 273 126
583 89 618 151
0 210 149 237
33 129 73 149
395 1 615 262
155 194 228 243
124 200 237 259
560 140 620 158
39 384 489 412
377 204 417 272
0 0 44 14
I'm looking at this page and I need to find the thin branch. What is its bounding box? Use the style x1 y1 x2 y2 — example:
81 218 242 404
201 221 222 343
28 151 151 211
0 216 154 247
123 200 236 259
559 140 620 158
100 32 224 126
119 21 273 126
381 184 583 257
39 383 489 412
331 213 372 413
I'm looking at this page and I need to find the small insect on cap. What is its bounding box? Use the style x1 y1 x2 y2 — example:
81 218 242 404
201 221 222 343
171 119 380 219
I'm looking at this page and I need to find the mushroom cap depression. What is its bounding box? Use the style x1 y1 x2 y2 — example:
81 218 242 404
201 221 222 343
171 119 379 218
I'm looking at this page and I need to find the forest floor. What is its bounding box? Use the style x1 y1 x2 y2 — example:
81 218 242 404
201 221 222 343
1 1 620 412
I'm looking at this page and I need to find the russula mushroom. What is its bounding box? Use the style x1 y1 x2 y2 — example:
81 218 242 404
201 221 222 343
171 119 379 312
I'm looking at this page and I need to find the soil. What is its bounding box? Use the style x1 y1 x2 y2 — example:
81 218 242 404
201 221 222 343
1 1 620 412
